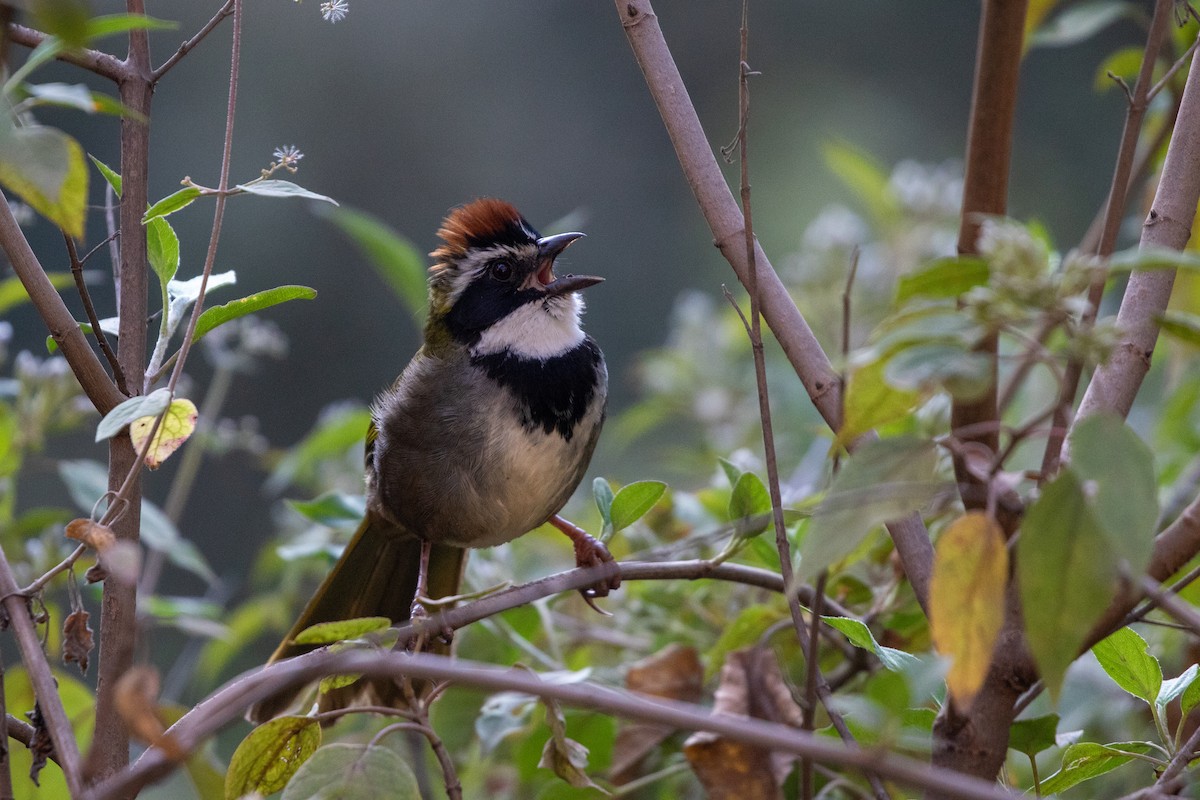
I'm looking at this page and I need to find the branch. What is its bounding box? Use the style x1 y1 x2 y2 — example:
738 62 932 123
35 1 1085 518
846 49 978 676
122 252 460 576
0 193 125 414
151 0 235 82
1040 0 1174 479
5 23 127 82
0 551 83 796
64 234 127 395
950 0 1027 511
87 649 1022 800
1074 29 1200 423
613 0 935 614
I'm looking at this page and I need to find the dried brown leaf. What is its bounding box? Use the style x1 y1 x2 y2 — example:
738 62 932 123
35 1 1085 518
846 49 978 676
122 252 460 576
64 518 115 552
683 733 782 800
114 665 184 761
62 609 94 675
612 644 703 784
26 702 53 786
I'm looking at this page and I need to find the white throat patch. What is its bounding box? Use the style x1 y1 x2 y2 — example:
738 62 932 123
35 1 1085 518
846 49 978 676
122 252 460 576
472 294 586 359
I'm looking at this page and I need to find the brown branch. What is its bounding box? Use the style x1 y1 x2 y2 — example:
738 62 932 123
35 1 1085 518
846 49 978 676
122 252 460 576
151 0 235 82
0 654 12 800
1074 26 1200 424
5 23 127 82
613 0 935 615
950 0 1027 511
1041 0 1174 479
63 235 127 395
86 0 155 783
0 194 124 414
0 551 83 795
88 648 1023 800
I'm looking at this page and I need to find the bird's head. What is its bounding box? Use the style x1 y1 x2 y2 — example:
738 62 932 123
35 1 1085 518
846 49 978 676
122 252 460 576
425 198 600 359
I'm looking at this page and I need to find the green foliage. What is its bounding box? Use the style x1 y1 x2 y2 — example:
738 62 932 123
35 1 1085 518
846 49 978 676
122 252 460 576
1092 627 1162 704
192 285 317 343
293 616 391 645
226 716 321 800
282 743 419 800
318 205 428 326
0 123 89 237
1028 1 1140 49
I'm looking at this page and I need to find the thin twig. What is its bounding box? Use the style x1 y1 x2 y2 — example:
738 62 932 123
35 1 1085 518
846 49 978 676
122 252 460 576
1041 0 1174 479
802 571 828 800
164 0 241 396
89 649 1022 800
0 652 12 800
1149 28 1200 101
63 234 127 395
151 0 235 82
1137 576 1200 637
0 551 83 796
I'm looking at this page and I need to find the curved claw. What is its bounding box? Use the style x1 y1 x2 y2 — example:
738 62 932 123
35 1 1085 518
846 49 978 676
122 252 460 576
548 514 622 610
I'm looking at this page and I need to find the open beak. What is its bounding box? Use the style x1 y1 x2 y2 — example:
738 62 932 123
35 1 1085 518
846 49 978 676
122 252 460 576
537 232 603 295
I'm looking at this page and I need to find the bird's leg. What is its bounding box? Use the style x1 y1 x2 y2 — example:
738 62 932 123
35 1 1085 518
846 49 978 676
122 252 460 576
548 514 621 612
408 539 454 647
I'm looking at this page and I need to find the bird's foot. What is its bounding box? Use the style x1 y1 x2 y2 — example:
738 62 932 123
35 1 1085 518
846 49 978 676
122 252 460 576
404 598 454 650
548 514 621 614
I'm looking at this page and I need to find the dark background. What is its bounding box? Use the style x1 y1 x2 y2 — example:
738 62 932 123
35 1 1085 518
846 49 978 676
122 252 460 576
7 1 1134 588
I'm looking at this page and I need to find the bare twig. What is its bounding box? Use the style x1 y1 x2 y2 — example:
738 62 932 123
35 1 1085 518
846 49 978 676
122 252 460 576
151 0 235 82
64 234 127 395
0 195 124 414
613 0 935 616
1041 0 1174 479
88 649 1022 800
1075 20 1200 426
0 653 12 800
0 552 83 796
1137 576 1200 637
1149 28 1200 101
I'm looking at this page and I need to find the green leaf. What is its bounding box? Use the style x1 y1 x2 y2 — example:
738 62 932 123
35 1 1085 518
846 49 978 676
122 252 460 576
1029 1 1138 48
226 716 321 800
895 256 989 303
1158 664 1198 710
95 388 171 442
609 480 666 532
592 477 614 533
282 744 417 800
1182 669 1200 719
1092 627 1162 705
0 124 89 238
318 205 427 325
705 605 786 680
821 140 897 226
718 457 744 487
88 154 121 197
1009 714 1060 758
800 436 944 580
1069 413 1157 573
84 13 177 41
1018 469 1119 700
143 186 203 222
191 285 317 343
24 82 93 113
286 492 366 527
0 271 73 316
292 616 391 646
1040 741 1161 794
821 616 920 672
1108 246 1200 273
728 471 771 537
836 356 921 447
1158 310 1200 348
31 0 91 48
883 343 993 402
145 217 180 285
476 692 537 754
236 179 338 205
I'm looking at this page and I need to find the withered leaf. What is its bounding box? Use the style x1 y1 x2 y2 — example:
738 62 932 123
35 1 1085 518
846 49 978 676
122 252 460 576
26 702 53 786
63 609 94 675
114 665 184 761
612 644 703 785
64 518 115 552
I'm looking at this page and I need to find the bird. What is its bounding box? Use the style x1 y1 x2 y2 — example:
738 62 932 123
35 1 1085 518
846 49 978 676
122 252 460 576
248 198 616 722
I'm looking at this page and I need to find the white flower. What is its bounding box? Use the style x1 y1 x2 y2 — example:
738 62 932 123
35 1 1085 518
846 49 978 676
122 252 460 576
320 0 348 22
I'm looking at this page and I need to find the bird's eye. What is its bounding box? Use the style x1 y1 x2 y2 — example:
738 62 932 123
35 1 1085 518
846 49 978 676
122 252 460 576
490 261 514 281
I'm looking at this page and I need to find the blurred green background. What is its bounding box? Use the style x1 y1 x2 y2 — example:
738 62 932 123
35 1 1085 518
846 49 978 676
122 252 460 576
6 1 1137 591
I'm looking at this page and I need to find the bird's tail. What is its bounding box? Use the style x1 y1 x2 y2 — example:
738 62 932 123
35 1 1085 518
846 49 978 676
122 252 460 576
247 511 465 723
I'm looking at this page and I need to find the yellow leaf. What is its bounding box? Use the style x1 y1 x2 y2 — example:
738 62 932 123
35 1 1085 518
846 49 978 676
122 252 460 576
930 512 1008 709
130 398 197 469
